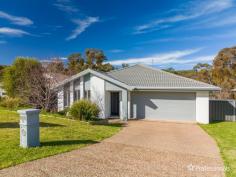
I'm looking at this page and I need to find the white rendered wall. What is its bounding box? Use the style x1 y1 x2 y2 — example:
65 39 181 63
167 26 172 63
69 81 74 106
196 91 209 124
90 75 105 118
57 87 64 111
80 76 84 99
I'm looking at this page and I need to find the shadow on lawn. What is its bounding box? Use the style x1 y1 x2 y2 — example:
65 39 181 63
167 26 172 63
0 122 65 128
41 139 98 146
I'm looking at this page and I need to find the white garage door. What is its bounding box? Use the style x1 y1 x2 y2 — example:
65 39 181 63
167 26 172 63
131 92 196 121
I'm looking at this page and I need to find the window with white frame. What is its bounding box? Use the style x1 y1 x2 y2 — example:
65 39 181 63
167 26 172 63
84 90 91 100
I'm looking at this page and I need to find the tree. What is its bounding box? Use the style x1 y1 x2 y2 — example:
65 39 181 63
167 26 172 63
3 57 59 110
47 59 65 74
67 49 113 75
192 63 212 84
0 65 7 82
3 58 42 100
85 48 113 72
67 53 85 75
193 63 211 72
211 47 236 98
28 66 59 111
2 66 16 97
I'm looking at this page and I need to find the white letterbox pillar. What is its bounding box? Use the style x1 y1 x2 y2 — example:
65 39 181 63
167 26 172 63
17 109 40 148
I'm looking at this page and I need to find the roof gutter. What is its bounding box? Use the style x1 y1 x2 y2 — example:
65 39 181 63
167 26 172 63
133 86 221 91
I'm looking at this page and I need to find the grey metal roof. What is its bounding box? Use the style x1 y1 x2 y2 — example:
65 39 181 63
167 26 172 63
106 64 220 91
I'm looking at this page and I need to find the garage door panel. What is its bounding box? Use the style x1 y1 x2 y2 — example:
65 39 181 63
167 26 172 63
131 92 196 121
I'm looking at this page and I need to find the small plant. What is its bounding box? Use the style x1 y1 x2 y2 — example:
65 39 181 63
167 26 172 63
69 100 100 121
0 97 21 110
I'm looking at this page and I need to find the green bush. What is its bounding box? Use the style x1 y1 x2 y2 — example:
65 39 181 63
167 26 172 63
0 97 21 109
69 100 100 121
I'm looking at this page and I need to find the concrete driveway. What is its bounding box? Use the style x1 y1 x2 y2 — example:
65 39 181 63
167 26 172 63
0 121 225 177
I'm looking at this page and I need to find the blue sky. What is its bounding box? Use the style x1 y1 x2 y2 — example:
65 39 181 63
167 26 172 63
0 0 236 69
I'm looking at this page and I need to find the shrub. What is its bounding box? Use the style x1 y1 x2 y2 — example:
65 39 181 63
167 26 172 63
69 100 100 121
0 97 21 109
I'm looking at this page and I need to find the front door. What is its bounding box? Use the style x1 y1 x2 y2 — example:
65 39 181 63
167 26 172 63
111 92 119 116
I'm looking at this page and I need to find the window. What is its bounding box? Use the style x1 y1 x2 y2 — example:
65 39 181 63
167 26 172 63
64 90 70 107
84 90 91 100
74 90 80 101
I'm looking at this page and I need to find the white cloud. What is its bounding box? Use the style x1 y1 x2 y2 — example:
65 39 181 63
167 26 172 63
193 15 236 29
168 55 214 64
0 40 6 44
109 49 124 53
57 0 71 2
0 27 29 37
59 57 68 60
66 17 100 40
141 31 236 44
0 11 33 26
108 48 201 65
134 0 234 34
53 3 78 13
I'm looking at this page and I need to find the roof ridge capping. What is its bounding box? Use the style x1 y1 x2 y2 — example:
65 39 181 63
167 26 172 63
137 64 220 90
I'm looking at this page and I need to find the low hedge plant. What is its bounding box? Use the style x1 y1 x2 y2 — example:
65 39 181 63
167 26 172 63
69 100 100 121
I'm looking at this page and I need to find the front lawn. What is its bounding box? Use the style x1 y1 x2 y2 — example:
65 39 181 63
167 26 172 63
200 122 236 177
0 108 122 169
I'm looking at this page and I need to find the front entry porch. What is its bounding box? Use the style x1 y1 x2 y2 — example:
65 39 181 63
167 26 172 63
110 92 120 117
104 89 130 121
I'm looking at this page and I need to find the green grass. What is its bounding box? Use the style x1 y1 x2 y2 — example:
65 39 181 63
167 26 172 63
0 107 122 169
200 122 236 177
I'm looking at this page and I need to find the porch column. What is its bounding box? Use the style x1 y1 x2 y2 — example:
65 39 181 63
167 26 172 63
127 91 131 119
57 86 64 111
69 81 74 106
80 76 84 99
121 90 128 121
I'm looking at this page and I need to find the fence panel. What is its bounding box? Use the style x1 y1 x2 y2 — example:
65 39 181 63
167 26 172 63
209 100 236 122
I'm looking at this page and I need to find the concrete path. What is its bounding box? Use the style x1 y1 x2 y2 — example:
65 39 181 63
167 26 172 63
0 121 225 177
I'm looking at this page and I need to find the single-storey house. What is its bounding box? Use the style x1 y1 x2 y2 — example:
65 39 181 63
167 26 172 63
56 64 220 124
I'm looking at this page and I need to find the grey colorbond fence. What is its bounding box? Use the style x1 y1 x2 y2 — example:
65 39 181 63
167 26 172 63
209 99 236 122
